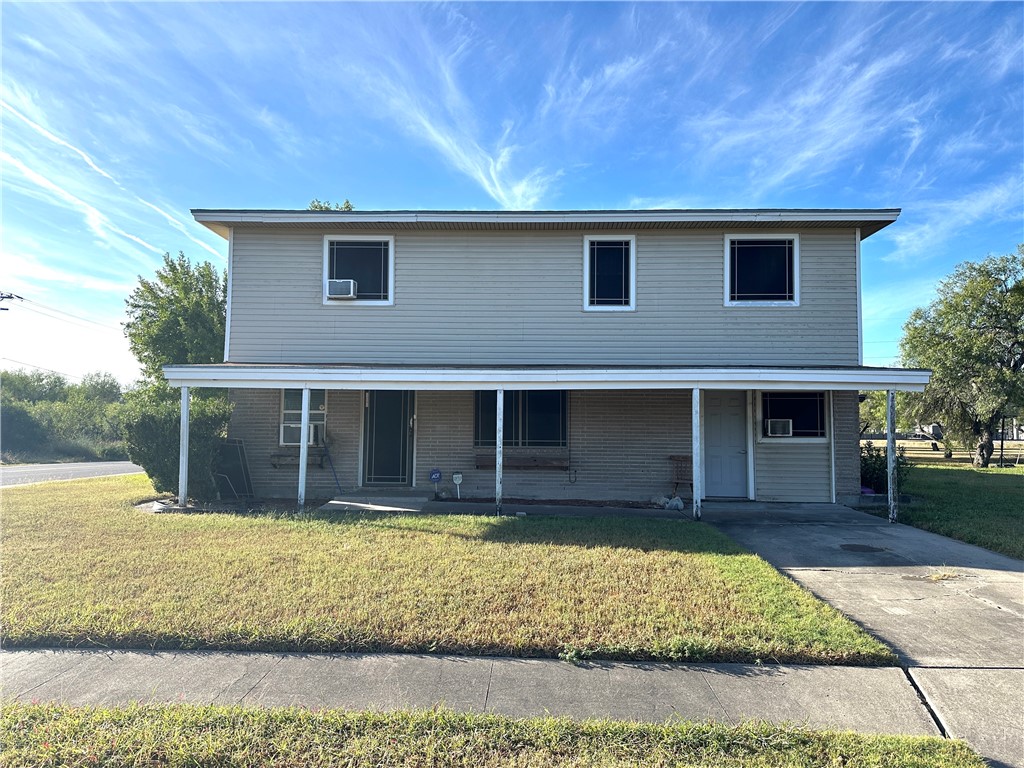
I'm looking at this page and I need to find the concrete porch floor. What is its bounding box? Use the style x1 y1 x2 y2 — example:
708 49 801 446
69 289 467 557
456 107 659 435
319 494 868 522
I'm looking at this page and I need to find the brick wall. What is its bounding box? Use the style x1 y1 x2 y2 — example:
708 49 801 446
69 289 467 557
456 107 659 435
832 390 861 499
416 389 693 501
228 388 361 500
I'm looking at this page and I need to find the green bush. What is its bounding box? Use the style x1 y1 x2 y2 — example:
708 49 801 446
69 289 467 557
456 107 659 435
860 441 912 494
121 386 232 502
1 400 49 455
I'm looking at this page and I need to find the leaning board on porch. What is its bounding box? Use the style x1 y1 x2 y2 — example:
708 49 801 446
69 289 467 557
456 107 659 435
669 454 694 498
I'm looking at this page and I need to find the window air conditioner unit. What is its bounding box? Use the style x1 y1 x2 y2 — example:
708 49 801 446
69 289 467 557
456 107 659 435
766 419 793 437
327 279 357 299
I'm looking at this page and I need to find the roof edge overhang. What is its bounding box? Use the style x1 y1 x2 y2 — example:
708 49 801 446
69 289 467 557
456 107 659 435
163 364 930 392
191 208 901 240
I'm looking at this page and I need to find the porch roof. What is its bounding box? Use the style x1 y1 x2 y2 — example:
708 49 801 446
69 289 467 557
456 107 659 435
163 363 930 392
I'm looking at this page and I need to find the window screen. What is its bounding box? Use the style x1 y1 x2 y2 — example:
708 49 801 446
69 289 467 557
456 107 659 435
281 389 327 445
475 391 568 448
588 240 631 306
761 392 825 438
329 240 389 301
730 239 794 302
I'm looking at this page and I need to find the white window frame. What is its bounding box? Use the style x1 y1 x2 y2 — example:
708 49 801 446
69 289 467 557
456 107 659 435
323 235 395 306
724 234 800 307
755 390 829 444
583 234 636 312
280 389 327 446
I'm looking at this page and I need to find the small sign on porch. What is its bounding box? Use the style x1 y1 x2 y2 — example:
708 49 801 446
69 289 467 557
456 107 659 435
429 468 442 495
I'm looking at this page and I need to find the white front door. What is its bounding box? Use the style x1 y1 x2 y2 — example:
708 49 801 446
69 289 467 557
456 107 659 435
704 391 748 498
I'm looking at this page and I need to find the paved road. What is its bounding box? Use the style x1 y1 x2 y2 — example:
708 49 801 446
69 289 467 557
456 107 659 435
708 503 1024 768
0 461 144 486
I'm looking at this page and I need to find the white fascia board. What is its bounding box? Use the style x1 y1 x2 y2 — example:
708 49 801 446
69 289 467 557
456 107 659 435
163 365 930 392
192 209 901 228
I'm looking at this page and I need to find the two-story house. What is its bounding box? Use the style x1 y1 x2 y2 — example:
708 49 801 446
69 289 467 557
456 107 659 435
164 209 930 517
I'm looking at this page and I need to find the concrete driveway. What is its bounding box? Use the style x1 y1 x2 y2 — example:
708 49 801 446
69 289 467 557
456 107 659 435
707 502 1024 768
0 461 143 486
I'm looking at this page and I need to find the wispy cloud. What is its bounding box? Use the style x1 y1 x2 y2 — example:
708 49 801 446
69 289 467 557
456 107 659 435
1 151 163 260
884 176 1023 263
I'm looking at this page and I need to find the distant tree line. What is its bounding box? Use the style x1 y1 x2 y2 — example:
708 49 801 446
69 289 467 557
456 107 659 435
1 370 127 461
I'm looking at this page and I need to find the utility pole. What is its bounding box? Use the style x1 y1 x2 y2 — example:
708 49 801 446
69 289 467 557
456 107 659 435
0 292 24 310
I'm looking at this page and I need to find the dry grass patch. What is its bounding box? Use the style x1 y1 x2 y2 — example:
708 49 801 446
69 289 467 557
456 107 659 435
2 475 892 663
0 703 986 768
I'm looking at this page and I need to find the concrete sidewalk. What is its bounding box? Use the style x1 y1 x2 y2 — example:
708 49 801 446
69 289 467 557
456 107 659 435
3 649 937 736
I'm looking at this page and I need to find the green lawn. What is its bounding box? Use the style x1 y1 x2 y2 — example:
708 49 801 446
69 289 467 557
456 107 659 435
1 475 893 664
0 703 985 768
898 462 1024 559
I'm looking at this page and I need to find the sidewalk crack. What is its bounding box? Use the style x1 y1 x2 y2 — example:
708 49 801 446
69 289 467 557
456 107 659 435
482 661 494 712
902 666 948 738
698 669 729 719
238 656 283 704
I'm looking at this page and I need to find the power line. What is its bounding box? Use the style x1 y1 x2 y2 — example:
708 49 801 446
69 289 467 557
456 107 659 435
0 357 83 381
21 297 121 330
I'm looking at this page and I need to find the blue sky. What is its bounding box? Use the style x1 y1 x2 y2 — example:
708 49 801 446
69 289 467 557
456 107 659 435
2 2 1021 384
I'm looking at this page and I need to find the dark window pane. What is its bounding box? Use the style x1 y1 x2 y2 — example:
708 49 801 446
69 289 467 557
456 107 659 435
762 392 825 437
474 391 518 447
330 241 389 300
474 391 566 448
731 239 793 301
523 390 566 446
589 240 630 306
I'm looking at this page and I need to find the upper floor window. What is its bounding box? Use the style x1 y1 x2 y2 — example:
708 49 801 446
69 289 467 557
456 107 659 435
725 235 799 306
474 390 568 448
281 389 327 446
760 391 826 439
583 235 636 311
323 235 394 305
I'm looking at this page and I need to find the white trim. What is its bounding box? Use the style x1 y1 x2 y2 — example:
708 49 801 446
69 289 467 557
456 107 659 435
724 233 800 307
223 228 233 362
166 365 931 392
754 390 830 444
322 235 396 307
583 234 636 312
298 387 310 507
745 391 755 500
691 388 702 517
410 396 417 488
357 390 365 488
195 208 902 227
178 386 189 506
829 391 836 503
855 228 863 366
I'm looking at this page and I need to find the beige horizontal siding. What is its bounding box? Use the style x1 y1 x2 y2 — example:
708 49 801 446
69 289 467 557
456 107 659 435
227 228 860 366
754 440 832 502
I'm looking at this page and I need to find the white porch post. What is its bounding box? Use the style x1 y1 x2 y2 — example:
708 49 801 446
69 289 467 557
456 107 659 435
886 389 898 523
178 386 190 507
297 386 310 508
495 388 504 515
691 387 702 520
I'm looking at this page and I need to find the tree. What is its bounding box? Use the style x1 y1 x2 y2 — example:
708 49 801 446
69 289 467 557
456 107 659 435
858 390 914 435
123 252 226 383
122 253 230 501
900 246 1024 467
308 198 353 211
